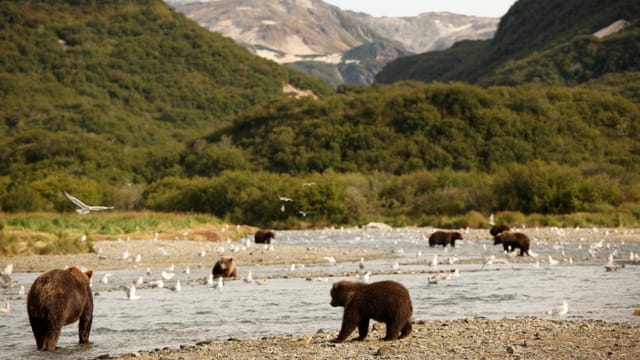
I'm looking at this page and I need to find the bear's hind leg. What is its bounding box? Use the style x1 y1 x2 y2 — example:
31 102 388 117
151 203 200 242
41 328 62 351
79 311 92 344
383 321 401 341
399 321 412 339
30 324 45 349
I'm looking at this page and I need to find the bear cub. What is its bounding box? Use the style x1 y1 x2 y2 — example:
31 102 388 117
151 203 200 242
212 256 238 279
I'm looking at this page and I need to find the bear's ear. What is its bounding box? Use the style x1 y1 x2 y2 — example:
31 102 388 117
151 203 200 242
85 269 94 280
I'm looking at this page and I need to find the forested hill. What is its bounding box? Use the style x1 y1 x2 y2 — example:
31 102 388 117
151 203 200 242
205 81 640 176
375 0 640 89
0 0 331 186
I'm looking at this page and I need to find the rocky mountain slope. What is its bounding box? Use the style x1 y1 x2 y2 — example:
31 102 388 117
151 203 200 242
346 11 498 53
167 0 498 85
376 0 640 87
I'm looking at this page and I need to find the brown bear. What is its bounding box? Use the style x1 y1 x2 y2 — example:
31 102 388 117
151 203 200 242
212 256 238 279
494 231 530 256
428 230 463 247
254 229 275 244
490 224 511 240
330 280 413 343
27 266 94 351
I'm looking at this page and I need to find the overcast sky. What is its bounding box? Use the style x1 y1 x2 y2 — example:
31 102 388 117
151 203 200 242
322 0 517 18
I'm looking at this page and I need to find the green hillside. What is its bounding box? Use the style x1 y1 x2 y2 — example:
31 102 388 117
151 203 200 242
0 0 331 203
158 81 640 226
375 0 640 89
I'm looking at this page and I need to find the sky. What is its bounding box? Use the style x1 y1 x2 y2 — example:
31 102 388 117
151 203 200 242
322 0 518 18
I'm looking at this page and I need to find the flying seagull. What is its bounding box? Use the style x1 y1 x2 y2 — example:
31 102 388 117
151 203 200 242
64 192 114 214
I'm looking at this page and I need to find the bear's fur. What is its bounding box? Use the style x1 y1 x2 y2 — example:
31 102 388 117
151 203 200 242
428 230 463 248
330 280 413 343
212 256 238 279
27 267 94 351
254 229 275 244
490 224 511 240
494 231 531 256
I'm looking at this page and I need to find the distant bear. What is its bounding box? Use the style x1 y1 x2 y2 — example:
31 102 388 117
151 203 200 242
494 231 530 256
490 224 511 240
27 267 94 351
330 280 413 343
212 256 238 279
428 230 463 248
254 229 275 244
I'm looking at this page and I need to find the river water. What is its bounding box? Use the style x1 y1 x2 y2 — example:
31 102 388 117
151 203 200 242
1 228 639 359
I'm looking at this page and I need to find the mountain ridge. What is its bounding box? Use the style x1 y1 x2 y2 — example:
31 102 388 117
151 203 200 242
376 0 640 87
168 0 498 84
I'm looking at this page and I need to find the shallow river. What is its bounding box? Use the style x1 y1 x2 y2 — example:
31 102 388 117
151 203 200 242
1 228 639 359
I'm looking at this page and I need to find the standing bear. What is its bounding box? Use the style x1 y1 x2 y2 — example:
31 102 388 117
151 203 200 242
330 280 413 343
212 256 238 279
27 266 94 351
489 224 511 240
494 231 531 256
254 229 275 244
428 230 463 248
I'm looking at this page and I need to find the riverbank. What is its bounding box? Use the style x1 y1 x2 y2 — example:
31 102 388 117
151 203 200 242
111 317 639 360
4 227 639 273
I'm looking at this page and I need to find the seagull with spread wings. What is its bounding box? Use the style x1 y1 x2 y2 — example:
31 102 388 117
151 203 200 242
64 192 114 214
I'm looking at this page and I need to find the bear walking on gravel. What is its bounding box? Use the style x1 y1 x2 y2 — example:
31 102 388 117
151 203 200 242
428 230 463 247
27 267 94 351
212 256 238 279
330 280 413 343
254 229 275 244
494 231 531 256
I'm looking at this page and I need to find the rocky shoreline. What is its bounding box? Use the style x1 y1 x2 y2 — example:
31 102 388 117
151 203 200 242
110 317 639 360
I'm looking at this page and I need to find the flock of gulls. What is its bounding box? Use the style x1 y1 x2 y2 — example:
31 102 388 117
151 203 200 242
1 220 639 321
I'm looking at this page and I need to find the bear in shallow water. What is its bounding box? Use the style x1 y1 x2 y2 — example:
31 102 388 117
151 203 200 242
254 229 275 244
330 280 413 343
494 231 531 256
428 230 463 248
27 267 94 351
212 256 238 279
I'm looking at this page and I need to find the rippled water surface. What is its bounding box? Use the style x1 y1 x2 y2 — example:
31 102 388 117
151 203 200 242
1 228 639 359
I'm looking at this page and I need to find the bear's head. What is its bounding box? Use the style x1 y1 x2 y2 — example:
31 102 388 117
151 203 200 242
67 266 93 282
218 257 234 270
330 281 355 307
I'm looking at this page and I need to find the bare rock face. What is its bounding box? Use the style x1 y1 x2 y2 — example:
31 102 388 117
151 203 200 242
169 0 382 56
346 11 498 53
167 0 498 84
